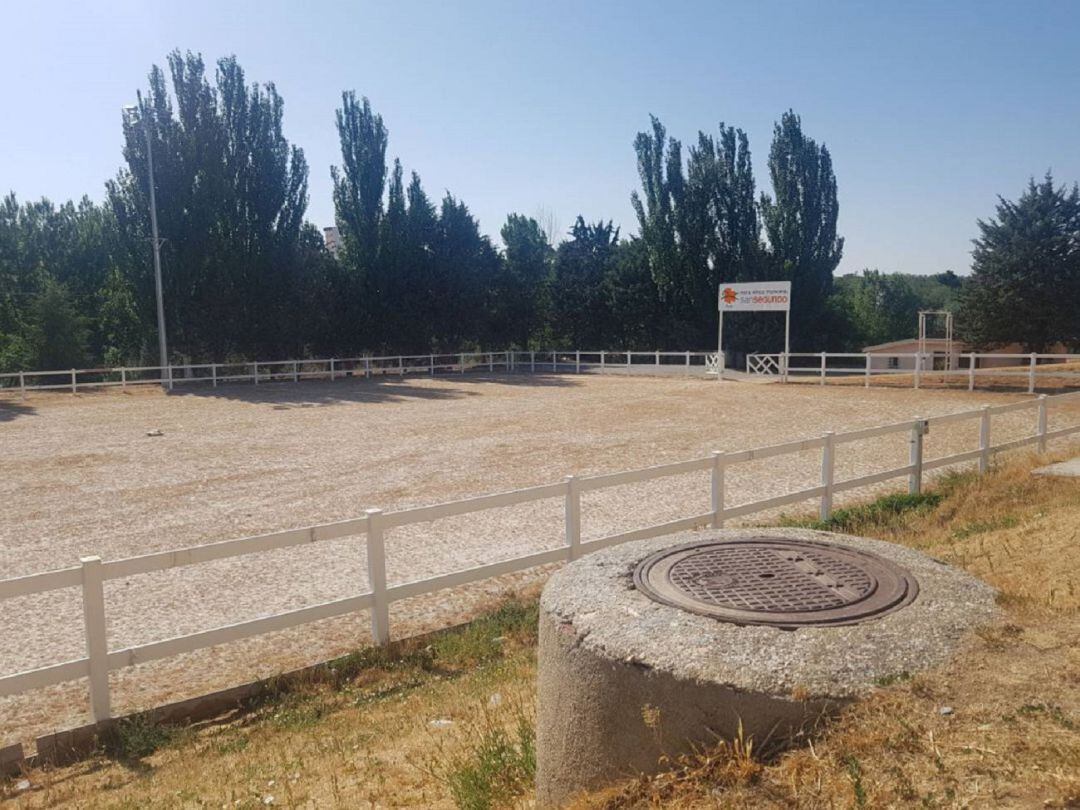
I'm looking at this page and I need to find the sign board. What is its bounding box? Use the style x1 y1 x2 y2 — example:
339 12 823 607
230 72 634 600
718 281 791 312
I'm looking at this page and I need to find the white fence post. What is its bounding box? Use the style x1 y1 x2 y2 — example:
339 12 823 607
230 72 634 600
1037 395 1048 453
820 432 835 521
293 362 299 383
71 369 77 395
626 351 631 369
909 419 926 494
211 363 218 388
398 355 404 376
565 475 582 561
913 354 921 390
710 451 726 528
819 352 826 386
655 350 660 368
365 508 390 646
329 358 336 381
1028 353 1037 394
253 362 259 385
685 350 690 368
576 351 581 374
968 353 976 391
530 351 535 373
19 370 26 399
600 351 605 372
489 353 494 372
864 354 871 388
120 368 127 391
979 405 991 474
80 556 111 723
429 354 434 376
460 353 466 374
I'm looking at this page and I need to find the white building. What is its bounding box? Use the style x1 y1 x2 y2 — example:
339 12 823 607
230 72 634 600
323 226 342 258
863 338 1068 370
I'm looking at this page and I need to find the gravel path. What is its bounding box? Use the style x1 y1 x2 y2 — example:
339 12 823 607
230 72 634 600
2 373 1077 746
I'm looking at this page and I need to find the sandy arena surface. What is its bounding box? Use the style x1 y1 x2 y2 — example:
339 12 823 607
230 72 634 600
2 372 1079 748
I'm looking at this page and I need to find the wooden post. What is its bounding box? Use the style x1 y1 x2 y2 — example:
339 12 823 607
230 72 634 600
864 354 871 388
1037 395 1048 453
565 476 581 561
365 509 390 646
968 353 976 391
909 419 926 494
1028 353 1037 394
710 451 725 528
979 406 991 474
819 352 826 386
80 556 111 722
820 432 835 520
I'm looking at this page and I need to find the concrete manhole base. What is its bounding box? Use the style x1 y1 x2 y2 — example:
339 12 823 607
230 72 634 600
535 528 999 807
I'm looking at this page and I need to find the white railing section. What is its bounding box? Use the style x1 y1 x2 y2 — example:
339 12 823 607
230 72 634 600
747 351 1080 392
2 390 1079 725
0 350 718 397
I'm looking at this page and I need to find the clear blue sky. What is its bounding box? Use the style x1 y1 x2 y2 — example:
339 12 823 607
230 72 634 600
3 1 1078 276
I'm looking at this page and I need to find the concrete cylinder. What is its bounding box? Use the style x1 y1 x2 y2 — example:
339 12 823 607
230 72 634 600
535 528 998 807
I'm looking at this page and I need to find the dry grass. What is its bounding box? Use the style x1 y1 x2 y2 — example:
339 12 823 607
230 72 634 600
4 451 1079 808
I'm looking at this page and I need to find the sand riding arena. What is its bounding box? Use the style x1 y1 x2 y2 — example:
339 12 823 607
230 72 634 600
3 370 1079 747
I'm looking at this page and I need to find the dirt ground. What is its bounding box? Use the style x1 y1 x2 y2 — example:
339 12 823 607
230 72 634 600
2 372 1078 748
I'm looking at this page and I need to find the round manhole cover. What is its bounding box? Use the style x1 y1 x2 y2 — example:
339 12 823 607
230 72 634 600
633 537 918 628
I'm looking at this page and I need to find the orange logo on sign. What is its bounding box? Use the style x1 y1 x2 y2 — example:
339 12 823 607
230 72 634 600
722 287 738 305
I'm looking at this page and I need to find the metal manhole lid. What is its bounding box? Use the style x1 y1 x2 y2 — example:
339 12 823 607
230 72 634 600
633 537 918 628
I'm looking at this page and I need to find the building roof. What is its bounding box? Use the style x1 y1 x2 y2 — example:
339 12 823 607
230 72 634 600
862 337 962 353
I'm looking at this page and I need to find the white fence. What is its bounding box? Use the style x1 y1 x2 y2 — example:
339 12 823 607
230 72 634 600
0 350 717 397
748 351 1080 393
2 388 1079 727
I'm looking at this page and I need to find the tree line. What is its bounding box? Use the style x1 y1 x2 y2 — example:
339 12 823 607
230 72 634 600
2 51 1078 374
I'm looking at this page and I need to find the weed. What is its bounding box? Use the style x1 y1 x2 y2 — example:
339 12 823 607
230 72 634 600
443 712 536 810
101 713 174 761
843 754 868 808
782 492 943 533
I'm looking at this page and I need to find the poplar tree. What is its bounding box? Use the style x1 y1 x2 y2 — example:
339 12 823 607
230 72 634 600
760 111 843 349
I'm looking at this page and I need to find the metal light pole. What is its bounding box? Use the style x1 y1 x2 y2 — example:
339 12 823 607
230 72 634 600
124 97 171 390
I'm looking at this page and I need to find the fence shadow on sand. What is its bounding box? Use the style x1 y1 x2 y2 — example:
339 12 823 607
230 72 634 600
172 371 582 408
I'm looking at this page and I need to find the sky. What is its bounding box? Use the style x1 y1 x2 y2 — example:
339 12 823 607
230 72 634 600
2 0 1079 276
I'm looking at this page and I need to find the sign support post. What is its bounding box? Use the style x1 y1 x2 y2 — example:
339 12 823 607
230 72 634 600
718 281 792 382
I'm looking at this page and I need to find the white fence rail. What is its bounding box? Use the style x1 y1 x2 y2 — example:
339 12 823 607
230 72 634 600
0 350 717 397
748 351 1080 392
2 389 1079 726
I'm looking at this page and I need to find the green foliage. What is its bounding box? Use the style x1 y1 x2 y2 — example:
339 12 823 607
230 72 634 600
27 277 89 369
829 270 962 350
445 714 537 810
958 174 1080 351
782 492 943 533
102 713 175 761
760 111 844 349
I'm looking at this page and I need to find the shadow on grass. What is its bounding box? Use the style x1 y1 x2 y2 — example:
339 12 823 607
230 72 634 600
0 399 36 423
170 371 582 407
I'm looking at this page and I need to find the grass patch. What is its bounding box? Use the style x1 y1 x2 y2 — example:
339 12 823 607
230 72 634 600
781 491 943 533
438 710 536 810
100 713 176 761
